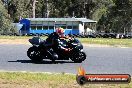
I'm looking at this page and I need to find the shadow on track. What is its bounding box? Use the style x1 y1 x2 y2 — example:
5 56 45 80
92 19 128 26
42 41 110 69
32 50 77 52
8 60 75 64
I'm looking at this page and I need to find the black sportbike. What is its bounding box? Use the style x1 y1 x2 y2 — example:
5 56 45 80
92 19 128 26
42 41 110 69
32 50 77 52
27 37 86 63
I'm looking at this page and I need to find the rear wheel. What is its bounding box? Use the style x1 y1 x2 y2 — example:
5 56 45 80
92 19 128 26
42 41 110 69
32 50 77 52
71 52 86 63
27 46 43 63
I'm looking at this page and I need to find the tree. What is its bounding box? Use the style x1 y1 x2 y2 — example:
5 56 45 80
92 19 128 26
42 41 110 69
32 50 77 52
0 0 12 34
97 0 132 33
5 0 33 22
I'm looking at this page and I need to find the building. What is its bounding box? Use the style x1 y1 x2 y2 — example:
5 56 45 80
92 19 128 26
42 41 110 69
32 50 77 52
19 18 97 35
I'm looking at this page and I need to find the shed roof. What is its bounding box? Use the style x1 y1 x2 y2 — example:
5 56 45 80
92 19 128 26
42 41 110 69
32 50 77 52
76 18 97 23
26 18 97 23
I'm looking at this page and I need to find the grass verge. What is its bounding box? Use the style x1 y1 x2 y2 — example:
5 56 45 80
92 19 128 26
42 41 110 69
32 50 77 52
0 36 132 47
0 36 34 39
78 38 132 47
0 72 131 88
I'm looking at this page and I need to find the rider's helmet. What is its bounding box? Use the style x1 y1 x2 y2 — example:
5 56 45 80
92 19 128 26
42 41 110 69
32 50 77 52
56 27 64 34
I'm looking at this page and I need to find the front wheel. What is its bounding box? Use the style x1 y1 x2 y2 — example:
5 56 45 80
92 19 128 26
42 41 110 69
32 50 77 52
71 52 86 63
27 46 43 63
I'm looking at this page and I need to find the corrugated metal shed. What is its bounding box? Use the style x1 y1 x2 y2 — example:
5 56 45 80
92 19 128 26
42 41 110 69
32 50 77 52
26 18 78 22
76 18 97 23
26 18 97 23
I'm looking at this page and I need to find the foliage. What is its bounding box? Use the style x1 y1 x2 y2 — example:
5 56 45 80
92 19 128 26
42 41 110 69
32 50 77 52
98 0 132 33
0 0 13 34
0 0 132 33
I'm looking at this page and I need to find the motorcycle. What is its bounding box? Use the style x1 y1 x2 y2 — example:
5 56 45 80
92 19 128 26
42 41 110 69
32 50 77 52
27 36 86 63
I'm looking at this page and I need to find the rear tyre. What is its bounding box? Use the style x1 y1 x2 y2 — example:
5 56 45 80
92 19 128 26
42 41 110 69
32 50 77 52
27 46 43 63
71 52 86 63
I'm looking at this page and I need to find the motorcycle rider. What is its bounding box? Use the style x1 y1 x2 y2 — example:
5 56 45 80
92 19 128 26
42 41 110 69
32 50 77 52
45 27 71 60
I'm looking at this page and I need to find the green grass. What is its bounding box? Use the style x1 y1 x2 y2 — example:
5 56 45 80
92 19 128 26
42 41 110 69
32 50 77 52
79 38 132 47
0 36 33 39
0 36 132 47
0 72 131 88
0 72 74 82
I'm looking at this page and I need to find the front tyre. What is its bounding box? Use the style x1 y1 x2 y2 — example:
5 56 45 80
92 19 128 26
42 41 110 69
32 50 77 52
71 52 86 63
27 46 43 63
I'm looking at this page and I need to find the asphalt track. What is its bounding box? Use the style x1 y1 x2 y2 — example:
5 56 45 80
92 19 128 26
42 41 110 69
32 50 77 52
0 44 132 75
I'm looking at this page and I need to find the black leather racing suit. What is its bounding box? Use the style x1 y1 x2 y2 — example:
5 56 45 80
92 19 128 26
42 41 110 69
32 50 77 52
45 32 68 59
